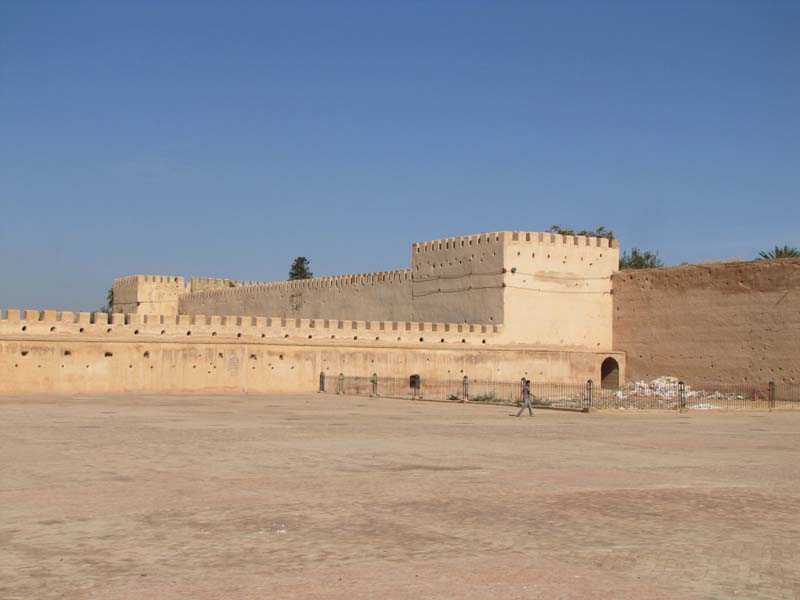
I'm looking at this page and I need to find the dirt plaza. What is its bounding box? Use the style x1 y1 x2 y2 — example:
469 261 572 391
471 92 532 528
1 395 798 599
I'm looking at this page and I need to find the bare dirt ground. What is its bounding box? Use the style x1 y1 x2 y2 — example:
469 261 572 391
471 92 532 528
1 395 798 600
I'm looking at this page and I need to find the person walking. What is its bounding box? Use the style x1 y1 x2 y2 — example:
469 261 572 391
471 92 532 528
517 378 534 417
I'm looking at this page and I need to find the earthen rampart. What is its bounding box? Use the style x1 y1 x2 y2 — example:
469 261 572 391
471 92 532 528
613 258 800 384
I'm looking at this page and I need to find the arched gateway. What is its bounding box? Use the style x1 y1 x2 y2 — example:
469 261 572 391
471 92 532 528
601 357 620 389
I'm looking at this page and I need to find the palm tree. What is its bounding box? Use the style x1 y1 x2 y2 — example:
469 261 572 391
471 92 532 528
758 245 800 260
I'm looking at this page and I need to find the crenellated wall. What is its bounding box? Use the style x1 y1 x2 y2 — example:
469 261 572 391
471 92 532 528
411 232 506 325
111 230 619 349
188 277 247 292
503 231 620 350
179 270 413 322
113 275 186 315
0 309 623 395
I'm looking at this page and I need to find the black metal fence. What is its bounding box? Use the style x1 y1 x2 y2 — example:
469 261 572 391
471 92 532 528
319 372 800 411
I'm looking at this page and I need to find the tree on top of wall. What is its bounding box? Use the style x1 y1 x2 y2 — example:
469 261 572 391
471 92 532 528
548 225 615 240
99 288 114 315
757 245 800 260
619 248 664 270
289 257 313 280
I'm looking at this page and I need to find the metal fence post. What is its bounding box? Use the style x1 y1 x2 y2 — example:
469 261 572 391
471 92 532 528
587 379 593 409
372 372 378 397
462 375 469 403
769 381 776 411
319 371 325 393
679 380 686 411
337 373 344 395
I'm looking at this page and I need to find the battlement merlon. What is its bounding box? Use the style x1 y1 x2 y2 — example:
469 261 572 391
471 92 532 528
411 231 619 256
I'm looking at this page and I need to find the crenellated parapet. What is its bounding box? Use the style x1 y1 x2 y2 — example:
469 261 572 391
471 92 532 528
186 268 411 299
0 308 501 346
109 230 620 350
112 275 187 315
179 269 414 322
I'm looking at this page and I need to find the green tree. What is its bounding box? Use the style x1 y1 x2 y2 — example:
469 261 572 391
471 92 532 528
289 256 313 280
99 288 114 315
548 225 614 240
758 245 800 260
619 248 664 270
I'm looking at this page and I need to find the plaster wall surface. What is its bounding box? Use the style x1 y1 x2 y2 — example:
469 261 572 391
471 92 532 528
179 270 413 322
613 259 800 384
188 277 247 293
113 276 186 315
503 232 619 350
411 233 506 325
0 310 623 395
111 231 620 349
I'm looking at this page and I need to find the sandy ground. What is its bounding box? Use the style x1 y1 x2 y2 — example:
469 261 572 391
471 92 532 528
1 394 798 600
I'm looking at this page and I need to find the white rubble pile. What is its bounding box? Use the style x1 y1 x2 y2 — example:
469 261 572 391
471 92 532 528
612 376 756 409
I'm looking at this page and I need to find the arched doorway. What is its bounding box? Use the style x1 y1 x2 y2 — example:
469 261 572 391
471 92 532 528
601 357 620 389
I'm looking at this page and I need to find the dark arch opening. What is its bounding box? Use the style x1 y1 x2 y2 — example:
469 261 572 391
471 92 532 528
601 357 620 389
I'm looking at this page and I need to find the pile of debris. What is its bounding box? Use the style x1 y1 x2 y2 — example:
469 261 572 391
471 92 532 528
610 376 758 410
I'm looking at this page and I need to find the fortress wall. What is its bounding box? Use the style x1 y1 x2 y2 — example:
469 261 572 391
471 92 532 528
112 275 186 315
179 269 413 322
109 231 620 349
411 232 506 324
0 310 622 395
503 232 620 349
613 259 800 384
188 277 247 292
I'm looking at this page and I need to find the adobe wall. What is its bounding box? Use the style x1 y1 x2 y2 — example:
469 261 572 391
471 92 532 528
188 277 247 293
113 275 186 315
613 259 800 384
411 233 506 325
410 230 619 349
179 270 413 322
111 230 619 349
0 309 624 395
503 232 619 350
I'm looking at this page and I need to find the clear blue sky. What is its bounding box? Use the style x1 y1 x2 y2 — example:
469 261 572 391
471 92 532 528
1 1 798 311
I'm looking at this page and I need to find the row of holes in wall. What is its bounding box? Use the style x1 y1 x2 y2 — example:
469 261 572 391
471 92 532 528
13 351 293 371
418 252 494 270
14 326 486 343
12 315 495 333
14 327 486 344
417 251 607 271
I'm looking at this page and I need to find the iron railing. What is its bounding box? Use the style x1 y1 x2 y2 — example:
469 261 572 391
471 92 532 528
319 373 800 411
